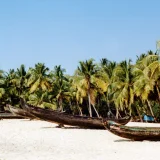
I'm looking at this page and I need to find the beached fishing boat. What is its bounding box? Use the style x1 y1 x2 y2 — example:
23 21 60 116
104 120 160 141
8 105 35 119
20 99 130 129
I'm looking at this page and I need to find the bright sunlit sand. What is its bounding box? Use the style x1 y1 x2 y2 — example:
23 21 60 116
0 119 160 160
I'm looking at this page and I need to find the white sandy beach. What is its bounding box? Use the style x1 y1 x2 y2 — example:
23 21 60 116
0 119 160 160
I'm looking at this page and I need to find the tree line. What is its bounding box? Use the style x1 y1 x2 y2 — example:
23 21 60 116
0 50 160 121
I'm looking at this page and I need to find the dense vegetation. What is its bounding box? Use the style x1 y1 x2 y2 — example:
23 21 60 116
1 50 160 121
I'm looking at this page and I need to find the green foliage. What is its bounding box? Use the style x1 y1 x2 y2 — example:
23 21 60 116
1 50 160 120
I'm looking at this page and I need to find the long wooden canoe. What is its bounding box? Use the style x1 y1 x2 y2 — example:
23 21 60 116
104 120 160 141
20 99 130 129
8 105 35 119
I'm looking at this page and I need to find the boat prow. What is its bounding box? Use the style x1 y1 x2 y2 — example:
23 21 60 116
8 105 35 119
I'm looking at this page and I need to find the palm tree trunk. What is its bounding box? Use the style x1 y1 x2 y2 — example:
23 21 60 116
136 105 143 122
116 107 119 119
88 93 92 117
156 84 160 103
77 103 83 116
92 104 100 117
118 112 122 118
107 96 115 118
116 107 122 118
146 99 156 122
59 98 63 112
124 108 127 115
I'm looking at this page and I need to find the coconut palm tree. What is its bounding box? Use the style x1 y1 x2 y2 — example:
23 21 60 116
0 70 5 111
100 58 117 117
27 63 51 93
112 59 134 118
4 69 20 106
149 61 160 102
15 64 28 96
50 65 71 111
0 70 5 97
133 53 159 121
75 59 101 117
27 90 57 109
70 75 88 116
3 65 29 107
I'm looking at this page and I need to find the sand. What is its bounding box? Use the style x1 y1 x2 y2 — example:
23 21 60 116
0 119 160 160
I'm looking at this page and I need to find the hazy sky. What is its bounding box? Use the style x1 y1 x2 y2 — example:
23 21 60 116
0 0 160 75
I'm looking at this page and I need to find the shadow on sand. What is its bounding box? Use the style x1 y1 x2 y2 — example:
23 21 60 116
114 139 135 142
20 119 36 121
114 139 159 142
41 126 101 130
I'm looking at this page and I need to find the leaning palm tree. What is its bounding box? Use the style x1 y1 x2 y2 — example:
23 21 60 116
149 60 160 102
133 53 159 121
112 60 134 118
100 58 117 117
69 74 88 116
75 59 100 117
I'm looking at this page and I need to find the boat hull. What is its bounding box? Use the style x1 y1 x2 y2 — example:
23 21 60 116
104 121 160 141
20 99 130 129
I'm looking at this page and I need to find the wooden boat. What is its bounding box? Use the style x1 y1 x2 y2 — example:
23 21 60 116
8 105 35 119
20 99 130 129
0 112 23 119
104 120 160 141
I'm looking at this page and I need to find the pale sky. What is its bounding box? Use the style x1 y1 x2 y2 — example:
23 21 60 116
0 0 160 75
